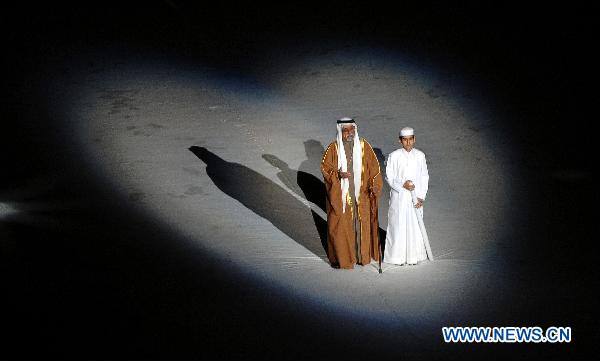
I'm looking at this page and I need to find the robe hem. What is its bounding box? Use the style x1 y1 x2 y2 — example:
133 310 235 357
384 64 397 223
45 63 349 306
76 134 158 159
383 256 428 265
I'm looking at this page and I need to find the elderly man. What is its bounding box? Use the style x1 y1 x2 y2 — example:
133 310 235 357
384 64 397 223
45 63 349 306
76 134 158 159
384 127 430 265
321 117 383 269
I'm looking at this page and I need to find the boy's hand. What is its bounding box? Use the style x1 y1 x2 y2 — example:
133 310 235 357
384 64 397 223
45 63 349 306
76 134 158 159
415 198 424 208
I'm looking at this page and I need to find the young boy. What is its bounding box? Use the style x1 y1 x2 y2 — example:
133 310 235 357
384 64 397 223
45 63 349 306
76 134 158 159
384 127 430 265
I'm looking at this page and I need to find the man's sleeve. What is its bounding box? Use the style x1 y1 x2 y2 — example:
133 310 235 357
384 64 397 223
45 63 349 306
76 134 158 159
321 143 341 214
365 141 383 198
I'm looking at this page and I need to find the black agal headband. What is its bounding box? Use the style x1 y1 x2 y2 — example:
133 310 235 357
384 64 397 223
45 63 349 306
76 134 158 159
337 117 355 124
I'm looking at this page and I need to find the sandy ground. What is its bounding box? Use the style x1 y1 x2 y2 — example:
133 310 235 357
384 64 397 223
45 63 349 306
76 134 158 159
51 44 521 332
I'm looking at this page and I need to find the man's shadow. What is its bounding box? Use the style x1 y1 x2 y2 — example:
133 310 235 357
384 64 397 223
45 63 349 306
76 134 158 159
189 146 328 260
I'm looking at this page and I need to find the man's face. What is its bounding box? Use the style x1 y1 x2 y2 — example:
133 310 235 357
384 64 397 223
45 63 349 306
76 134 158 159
341 125 356 142
400 135 415 152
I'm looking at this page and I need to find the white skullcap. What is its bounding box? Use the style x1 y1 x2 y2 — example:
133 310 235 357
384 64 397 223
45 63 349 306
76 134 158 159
400 127 414 137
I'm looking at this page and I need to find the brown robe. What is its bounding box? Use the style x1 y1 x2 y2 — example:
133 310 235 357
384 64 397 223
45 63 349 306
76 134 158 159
321 138 383 269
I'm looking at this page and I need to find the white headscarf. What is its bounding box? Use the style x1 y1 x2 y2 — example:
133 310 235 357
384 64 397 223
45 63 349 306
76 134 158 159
336 121 362 213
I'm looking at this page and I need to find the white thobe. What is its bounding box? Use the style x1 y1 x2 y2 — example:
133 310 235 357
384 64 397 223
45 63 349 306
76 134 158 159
384 147 430 265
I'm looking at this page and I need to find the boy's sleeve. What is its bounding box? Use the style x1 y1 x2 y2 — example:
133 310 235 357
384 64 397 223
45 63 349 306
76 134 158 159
385 153 403 193
417 153 429 200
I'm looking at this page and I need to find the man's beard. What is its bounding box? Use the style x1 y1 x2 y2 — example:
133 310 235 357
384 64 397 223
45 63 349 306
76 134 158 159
344 136 354 142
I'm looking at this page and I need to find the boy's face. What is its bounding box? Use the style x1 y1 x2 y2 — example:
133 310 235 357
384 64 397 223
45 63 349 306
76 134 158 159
400 135 415 152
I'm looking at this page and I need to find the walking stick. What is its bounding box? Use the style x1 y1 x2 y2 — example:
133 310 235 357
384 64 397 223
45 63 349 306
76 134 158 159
377 212 383 274
370 191 383 274
409 188 434 261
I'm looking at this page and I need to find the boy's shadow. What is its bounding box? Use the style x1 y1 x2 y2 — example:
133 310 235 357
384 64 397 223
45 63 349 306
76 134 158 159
262 140 328 251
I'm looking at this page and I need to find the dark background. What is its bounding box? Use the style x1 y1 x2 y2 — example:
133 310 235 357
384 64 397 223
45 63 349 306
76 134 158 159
3 1 596 360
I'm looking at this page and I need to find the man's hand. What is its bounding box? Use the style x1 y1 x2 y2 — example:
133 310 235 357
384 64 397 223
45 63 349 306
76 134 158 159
403 180 415 191
338 168 351 179
415 198 424 208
